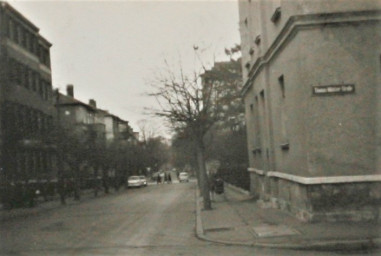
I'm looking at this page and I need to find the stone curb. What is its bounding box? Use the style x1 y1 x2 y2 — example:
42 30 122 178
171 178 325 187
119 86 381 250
194 184 381 250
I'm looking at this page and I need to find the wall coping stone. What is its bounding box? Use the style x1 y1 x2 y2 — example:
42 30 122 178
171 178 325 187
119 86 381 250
267 171 381 185
247 168 265 175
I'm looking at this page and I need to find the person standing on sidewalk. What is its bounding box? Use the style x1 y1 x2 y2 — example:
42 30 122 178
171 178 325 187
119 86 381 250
209 173 216 201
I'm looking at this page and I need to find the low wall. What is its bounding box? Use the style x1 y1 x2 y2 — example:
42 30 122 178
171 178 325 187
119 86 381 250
248 168 381 222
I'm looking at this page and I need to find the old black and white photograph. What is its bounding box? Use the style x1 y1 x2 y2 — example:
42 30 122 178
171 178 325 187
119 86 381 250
0 0 380 255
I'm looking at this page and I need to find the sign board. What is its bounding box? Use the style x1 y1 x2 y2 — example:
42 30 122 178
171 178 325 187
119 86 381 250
312 84 355 96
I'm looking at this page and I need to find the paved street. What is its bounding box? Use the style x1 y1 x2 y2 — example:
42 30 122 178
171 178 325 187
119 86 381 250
0 182 379 256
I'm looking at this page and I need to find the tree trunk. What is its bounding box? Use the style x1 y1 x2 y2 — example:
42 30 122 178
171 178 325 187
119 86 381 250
94 168 99 197
73 167 81 201
58 177 66 205
102 168 109 194
196 141 212 210
194 149 201 193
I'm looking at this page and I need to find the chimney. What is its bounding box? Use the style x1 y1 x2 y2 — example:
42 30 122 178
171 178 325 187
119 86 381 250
66 84 74 97
89 99 96 108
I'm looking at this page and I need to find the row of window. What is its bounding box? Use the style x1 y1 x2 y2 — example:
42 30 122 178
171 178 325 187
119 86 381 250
6 16 51 67
13 150 54 179
8 58 52 101
3 102 54 139
249 75 288 159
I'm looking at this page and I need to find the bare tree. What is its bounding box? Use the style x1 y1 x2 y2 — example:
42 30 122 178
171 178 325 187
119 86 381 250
137 119 157 143
149 61 223 210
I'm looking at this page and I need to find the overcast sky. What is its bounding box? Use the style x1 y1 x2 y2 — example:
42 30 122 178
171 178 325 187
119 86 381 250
8 0 241 137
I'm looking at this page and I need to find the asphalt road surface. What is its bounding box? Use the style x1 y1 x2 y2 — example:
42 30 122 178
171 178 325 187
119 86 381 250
0 181 379 256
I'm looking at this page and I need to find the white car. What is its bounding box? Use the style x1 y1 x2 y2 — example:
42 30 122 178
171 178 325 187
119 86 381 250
139 176 147 187
128 176 143 188
178 172 189 183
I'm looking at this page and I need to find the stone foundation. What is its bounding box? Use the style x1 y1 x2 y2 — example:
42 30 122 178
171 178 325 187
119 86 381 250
248 169 381 222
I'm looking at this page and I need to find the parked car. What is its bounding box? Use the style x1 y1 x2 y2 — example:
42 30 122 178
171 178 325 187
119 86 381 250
139 176 147 187
128 176 143 188
178 172 189 183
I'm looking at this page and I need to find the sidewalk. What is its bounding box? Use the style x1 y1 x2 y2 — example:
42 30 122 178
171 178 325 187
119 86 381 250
195 183 381 250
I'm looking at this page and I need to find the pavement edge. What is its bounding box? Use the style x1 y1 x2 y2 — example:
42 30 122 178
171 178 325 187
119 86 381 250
194 183 381 250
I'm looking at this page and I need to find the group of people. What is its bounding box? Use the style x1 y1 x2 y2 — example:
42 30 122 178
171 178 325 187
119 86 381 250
156 172 172 184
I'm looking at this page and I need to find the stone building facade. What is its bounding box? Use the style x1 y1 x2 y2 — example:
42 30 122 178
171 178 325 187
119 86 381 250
0 1 56 187
238 0 381 222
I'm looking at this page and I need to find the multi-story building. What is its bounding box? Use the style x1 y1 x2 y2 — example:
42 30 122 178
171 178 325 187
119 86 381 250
55 85 106 144
103 112 133 144
238 0 381 222
0 2 56 190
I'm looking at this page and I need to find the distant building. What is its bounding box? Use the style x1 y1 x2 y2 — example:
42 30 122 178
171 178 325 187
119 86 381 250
238 0 381 222
55 85 138 147
0 2 56 185
103 113 129 143
55 85 106 144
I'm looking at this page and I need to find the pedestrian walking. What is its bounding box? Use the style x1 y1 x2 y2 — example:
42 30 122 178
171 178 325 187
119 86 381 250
168 173 172 184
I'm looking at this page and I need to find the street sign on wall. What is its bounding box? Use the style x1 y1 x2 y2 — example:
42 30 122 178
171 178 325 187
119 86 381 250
312 84 355 96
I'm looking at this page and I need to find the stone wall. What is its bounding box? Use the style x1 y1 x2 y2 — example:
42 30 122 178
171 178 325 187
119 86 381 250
250 171 381 222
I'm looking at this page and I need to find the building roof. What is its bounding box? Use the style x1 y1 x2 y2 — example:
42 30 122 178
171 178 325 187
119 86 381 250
56 93 96 112
104 112 128 124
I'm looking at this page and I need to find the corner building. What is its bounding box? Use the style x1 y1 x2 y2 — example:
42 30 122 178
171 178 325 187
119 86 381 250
238 0 381 222
0 2 56 188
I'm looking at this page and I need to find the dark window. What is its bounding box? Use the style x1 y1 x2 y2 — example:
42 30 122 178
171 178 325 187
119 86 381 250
28 69 34 90
19 64 26 86
32 38 38 55
278 74 289 149
25 32 31 51
278 75 285 98
34 72 40 93
271 7 282 23
16 25 22 45
23 65 29 88
255 35 261 45
8 58 16 82
46 82 52 100
15 62 22 85
37 112 42 135
44 49 50 67
39 80 44 98
8 19 15 40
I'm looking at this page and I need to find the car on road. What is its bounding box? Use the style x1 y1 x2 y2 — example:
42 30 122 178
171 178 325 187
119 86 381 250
178 172 189 183
128 176 144 188
139 176 147 186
